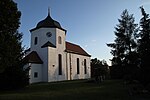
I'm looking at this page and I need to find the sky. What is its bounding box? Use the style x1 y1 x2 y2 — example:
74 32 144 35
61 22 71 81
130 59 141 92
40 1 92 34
13 0 150 65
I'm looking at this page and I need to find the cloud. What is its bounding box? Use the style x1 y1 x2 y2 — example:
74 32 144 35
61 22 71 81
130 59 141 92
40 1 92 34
91 39 96 42
84 45 88 48
141 1 150 6
84 39 97 48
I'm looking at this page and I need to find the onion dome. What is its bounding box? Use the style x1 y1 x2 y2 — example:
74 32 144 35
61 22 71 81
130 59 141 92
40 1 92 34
30 9 66 32
36 14 62 29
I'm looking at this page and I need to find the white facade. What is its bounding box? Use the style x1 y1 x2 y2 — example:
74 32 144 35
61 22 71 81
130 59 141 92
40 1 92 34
24 12 91 83
66 53 91 80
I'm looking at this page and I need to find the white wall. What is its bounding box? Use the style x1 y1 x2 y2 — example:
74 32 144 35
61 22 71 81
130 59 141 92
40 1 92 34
40 48 48 82
66 53 91 80
56 28 67 81
56 28 66 51
47 28 67 82
30 28 57 82
31 28 56 51
48 47 57 82
30 64 42 83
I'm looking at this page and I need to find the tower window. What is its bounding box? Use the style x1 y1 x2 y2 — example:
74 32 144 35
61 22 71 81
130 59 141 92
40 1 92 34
58 54 62 75
84 59 87 74
77 58 80 74
34 37 38 45
58 36 62 44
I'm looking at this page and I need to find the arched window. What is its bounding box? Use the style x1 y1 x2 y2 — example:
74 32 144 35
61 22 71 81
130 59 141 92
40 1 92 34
58 36 62 44
77 58 80 74
84 59 87 74
34 37 38 45
58 54 62 75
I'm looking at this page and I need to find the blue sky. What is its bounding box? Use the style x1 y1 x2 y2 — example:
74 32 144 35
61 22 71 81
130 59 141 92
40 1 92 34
14 0 150 65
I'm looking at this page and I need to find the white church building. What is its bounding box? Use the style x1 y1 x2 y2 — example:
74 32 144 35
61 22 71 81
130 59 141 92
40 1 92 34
23 10 91 83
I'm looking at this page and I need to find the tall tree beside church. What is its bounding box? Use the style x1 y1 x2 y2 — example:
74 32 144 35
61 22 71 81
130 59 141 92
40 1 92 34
0 0 29 89
137 7 150 85
107 9 138 78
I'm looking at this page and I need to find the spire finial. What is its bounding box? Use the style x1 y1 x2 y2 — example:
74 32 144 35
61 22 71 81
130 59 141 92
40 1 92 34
48 7 50 16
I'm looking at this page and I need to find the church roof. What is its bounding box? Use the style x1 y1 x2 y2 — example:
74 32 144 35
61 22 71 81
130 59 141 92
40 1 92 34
30 11 66 32
23 51 43 64
23 42 90 64
66 42 91 57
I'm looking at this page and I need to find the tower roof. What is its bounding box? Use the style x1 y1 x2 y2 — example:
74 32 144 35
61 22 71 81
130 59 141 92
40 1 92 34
30 10 66 32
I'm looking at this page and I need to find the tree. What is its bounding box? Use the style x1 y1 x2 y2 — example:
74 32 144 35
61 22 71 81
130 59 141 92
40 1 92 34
91 58 109 82
137 7 150 86
107 9 138 79
0 0 29 90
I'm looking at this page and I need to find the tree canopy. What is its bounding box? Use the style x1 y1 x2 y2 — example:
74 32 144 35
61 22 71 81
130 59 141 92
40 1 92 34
0 0 29 90
107 9 138 66
91 58 109 80
136 6 150 85
107 7 150 89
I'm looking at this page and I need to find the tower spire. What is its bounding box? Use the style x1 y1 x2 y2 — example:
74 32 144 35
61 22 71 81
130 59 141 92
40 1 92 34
48 7 50 16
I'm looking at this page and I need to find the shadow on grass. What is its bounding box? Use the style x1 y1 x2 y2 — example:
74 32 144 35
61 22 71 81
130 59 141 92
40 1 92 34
0 79 150 100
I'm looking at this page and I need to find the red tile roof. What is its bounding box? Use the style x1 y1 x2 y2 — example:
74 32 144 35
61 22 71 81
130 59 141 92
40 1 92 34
66 42 91 57
23 51 43 64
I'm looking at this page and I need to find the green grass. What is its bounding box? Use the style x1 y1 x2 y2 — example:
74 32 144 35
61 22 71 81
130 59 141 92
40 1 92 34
0 80 150 100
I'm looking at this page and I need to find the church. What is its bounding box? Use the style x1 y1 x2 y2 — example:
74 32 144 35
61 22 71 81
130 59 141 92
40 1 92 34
23 10 91 83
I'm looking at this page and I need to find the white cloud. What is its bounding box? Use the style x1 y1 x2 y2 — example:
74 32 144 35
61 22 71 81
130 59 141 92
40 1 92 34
84 45 88 48
141 1 150 6
91 39 96 42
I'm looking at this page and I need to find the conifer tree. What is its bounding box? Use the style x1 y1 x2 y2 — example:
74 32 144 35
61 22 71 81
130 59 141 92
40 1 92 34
137 7 150 85
107 9 138 65
107 9 138 78
0 0 29 89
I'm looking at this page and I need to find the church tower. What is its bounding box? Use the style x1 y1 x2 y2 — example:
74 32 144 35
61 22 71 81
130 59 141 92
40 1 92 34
29 9 67 82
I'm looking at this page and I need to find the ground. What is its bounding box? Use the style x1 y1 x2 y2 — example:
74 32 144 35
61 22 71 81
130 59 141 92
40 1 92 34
0 80 150 100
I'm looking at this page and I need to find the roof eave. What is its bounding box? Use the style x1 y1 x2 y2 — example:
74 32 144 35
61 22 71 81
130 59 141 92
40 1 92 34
65 50 91 57
30 27 67 33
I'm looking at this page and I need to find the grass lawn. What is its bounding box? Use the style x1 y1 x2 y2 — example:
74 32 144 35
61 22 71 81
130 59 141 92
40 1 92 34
0 79 150 100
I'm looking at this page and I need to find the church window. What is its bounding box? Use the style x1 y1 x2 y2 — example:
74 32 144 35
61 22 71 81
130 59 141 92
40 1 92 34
34 37 38 45
84 59 87 74
58 54 62 75
34 72 38 78
58 36 62 44
77 58 80 74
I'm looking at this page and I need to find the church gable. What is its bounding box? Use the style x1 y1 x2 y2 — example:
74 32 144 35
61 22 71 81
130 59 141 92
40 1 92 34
41 41 56 48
